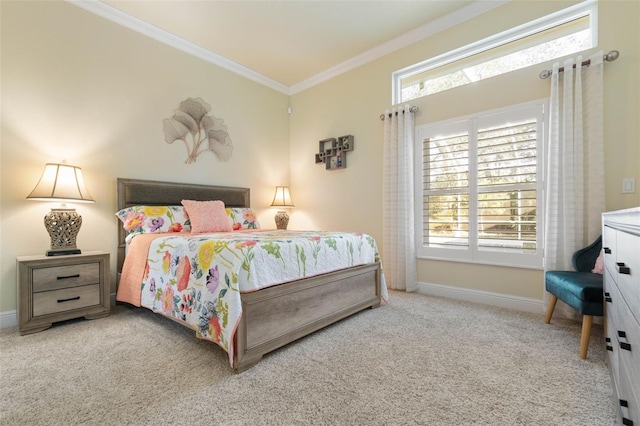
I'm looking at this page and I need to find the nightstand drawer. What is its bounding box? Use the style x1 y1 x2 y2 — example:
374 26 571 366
33 284 101 317
33 262 100 292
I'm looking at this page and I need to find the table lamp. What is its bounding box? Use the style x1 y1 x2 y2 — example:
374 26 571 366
26 161 95 256
270 186 294 230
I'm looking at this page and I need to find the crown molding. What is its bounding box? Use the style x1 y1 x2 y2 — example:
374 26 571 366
68 0 507 96
289 0 508 94
66 0 291 95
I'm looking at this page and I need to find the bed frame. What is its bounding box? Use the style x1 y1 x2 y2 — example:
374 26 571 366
116 178 382 372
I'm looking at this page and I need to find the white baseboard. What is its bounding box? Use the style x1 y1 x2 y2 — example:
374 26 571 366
416 281 544 315
0 310 17 328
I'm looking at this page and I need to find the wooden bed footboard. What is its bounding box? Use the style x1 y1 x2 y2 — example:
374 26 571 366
234 262 381 372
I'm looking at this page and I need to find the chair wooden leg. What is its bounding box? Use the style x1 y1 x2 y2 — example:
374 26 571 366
580 315 593 359
544 295 558 324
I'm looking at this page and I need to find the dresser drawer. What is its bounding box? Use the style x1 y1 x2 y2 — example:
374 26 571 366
605 306 619 380
614 298 640 391
618 360 640 426
605 268 624 327
615 230 640 322
603 225 618 276
605 273 622 376
32 262 101 292
33 284 101 317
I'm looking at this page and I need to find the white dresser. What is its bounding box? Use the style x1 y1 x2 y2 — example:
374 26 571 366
603 207 640 426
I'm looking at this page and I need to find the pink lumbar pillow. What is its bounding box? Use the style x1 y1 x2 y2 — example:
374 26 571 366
592 249 604 274
181 200 232 233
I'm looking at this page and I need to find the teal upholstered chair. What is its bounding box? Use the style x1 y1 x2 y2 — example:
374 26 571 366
544 236 603 359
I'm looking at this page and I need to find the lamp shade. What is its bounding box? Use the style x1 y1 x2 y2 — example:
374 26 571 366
27 162 94 256
270 186 294 208
27 163 95 203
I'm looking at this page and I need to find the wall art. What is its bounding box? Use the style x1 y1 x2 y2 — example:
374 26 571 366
314 135 354 170
163 97 234 164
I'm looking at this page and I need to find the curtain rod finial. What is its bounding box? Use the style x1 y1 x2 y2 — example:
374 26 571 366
539 69 552 79
605 50 619 61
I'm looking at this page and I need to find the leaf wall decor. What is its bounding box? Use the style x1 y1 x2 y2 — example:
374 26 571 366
163 97 234 164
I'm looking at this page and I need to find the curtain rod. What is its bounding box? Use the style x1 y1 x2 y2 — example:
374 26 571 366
379 105 419 120
539 50 619 79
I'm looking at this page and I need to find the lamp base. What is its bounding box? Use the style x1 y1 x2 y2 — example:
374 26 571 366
46 248 82 257
274 210 289 230
44 208 83 256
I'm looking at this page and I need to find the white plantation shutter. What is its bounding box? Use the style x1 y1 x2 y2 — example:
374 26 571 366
476 119 538 252
422 132 469 249
416 100 545 268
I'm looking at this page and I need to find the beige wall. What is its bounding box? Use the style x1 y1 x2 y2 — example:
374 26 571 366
290 0 640 300
0 1 290 312
1 0 638 314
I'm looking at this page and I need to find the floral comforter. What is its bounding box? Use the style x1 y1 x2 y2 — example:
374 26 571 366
118 230 387 366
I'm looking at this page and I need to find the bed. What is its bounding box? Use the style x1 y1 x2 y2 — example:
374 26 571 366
115 178 386 372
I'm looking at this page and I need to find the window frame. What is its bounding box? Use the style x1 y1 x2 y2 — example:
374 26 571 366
392 0 597 105
414 99 547 269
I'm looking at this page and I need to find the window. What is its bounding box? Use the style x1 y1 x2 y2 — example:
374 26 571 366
415 100 546 268
393 1 596 104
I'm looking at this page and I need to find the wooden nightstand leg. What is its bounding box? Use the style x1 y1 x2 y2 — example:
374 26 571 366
20 324 53 336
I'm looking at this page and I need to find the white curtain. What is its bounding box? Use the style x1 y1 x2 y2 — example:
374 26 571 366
544 51 605 317
383 105 417 291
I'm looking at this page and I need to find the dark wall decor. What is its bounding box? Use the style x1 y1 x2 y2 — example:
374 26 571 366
314 135 354 170
163 97 234 164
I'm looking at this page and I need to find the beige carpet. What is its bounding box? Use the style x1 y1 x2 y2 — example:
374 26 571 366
0 291 615 425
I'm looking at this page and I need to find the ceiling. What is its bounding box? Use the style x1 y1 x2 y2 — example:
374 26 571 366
75 0 502 93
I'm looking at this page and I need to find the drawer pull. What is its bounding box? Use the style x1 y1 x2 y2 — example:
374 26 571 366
57 296 80 303
620 402 634 426
620 342 632 351
604 247 611 254
616 263 631 274
57 274 80 280
604 292 612 303
605 337 613 351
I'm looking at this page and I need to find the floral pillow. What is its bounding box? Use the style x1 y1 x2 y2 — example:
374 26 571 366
115 205 190 236
226 207 260 230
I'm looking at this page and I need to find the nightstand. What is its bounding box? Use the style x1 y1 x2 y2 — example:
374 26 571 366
17 251 110 335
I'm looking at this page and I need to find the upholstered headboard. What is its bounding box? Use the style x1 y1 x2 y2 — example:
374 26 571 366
116 178 250 274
